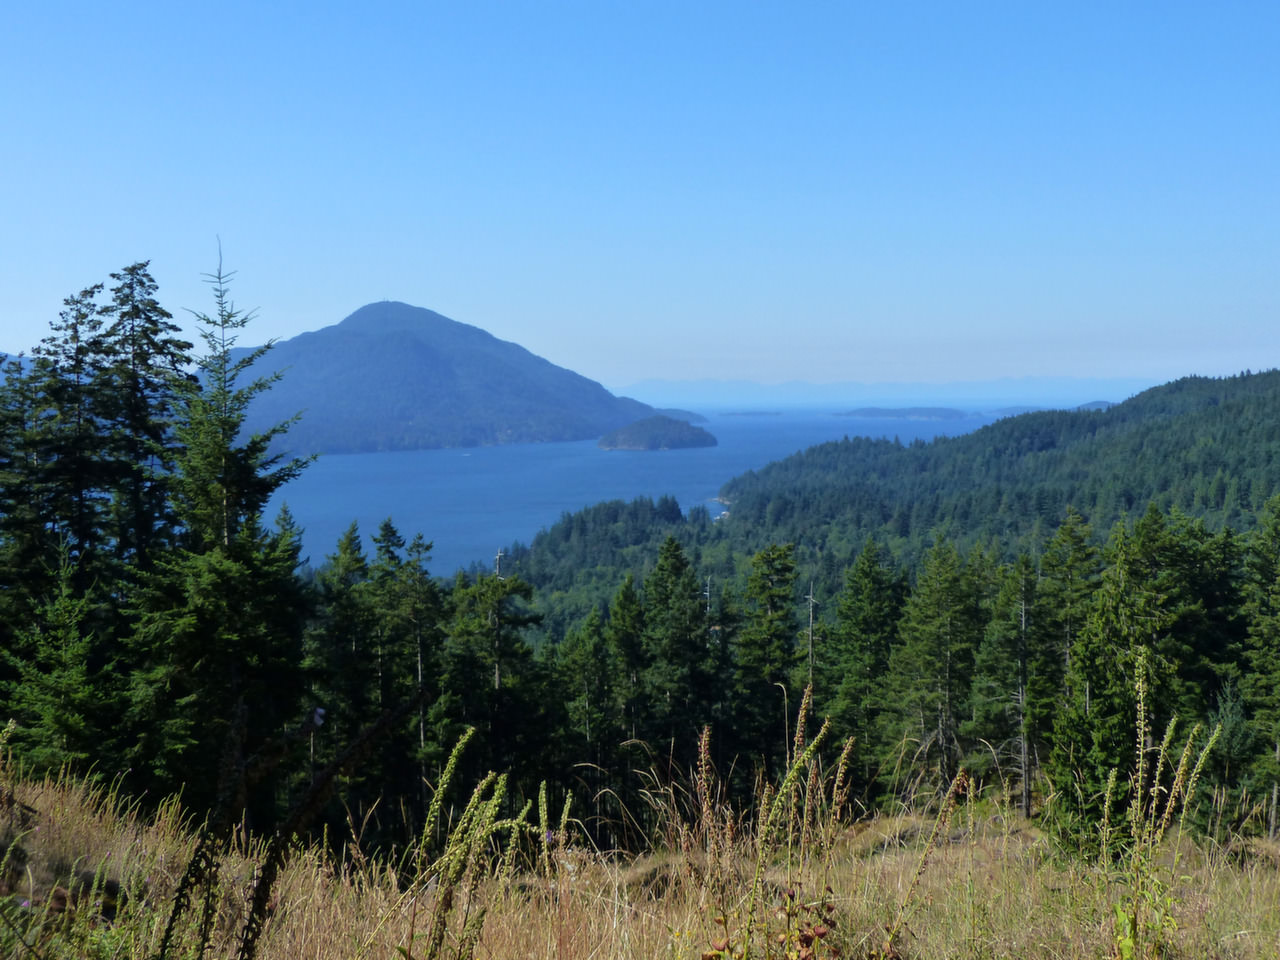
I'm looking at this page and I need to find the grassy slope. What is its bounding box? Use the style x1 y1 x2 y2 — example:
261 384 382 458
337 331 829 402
3 756 1278 959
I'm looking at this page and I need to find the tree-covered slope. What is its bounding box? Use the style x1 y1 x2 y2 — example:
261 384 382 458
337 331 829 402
719 370 1280 557
235 301 653 454
505 370 1280 612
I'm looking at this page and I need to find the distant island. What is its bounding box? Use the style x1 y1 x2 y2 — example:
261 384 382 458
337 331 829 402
598 415 717 451
231 301 654 455
837 407 970 421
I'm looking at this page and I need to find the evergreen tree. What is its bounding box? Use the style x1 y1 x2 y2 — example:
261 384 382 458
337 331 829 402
639 536 709 763
305 523 377 793
437 572 544 790
123 263 310 824
1036 507 1101 766
400 533 445 808
126 512 310 819
29 285 113 589
732 543 798 772
558 605 623 841
4 550 104 775
301 519 445 842
165 266 304 554
1134 507 1244 719
0 284 117 674
560 606 617 759
1047 523 1170 827
966 553 1048 813
0 355 59 652
1242 495 1280 837
705 579 742 772
604 572 647 740
824 538 905 792
368 520 409 713
365 521 445 828
98 262 193 571
881 542 980 791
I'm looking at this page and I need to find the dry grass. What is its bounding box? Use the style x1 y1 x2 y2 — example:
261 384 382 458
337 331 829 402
2 698 1279 960
2 769 1280 959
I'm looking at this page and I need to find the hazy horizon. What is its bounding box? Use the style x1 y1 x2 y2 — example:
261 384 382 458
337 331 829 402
613 373 1168 411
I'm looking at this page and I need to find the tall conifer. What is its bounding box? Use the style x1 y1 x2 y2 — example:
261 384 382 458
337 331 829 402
124 262 310 824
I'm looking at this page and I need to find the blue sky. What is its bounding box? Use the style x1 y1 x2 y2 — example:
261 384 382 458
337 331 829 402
3 3 1277 388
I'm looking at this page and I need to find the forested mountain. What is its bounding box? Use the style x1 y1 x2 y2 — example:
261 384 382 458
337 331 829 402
231 300 654 454
718 370 1275 555
505 370 1280 616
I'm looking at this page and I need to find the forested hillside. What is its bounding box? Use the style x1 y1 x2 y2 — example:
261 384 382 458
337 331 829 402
231 300 654 454
3 265 1280 868
504 370 1280 616
721 370 1274 553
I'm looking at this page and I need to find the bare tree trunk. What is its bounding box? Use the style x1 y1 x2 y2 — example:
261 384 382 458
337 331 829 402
1020 708 1031 817
1271 738 1279 839
417 630 427 817
1019 596 1031 818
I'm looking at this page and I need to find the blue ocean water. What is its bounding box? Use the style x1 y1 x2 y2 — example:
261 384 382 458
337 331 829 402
270 410 995 575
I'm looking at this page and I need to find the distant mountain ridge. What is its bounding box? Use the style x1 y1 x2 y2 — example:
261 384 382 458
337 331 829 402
619 375 1162 411
234 301 653 454
837 407 971 421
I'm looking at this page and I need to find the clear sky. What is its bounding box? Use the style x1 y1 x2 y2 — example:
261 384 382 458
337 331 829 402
3 3 1277 388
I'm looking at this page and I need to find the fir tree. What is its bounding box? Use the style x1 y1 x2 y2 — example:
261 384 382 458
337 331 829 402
639 536 709 763
305 523 376 788
4 550 103 775
825 538 905 793
732 543 798 773
1048 524 1170 827
881 542 980 791
604 572 647 740
966 553 1046 813
123 262 310 824
98 262 194 571
1243 495 1280 837
1036 507 1100 765
29 284 113 588
0 355 59 652
437 572 544 787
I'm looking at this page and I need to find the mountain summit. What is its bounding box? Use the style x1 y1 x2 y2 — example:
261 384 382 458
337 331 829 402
236 301 652 454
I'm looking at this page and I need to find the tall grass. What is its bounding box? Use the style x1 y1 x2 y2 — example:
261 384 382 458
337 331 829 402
1 688 1278 960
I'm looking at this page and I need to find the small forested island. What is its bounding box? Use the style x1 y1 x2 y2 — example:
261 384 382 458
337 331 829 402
597 414 717 450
